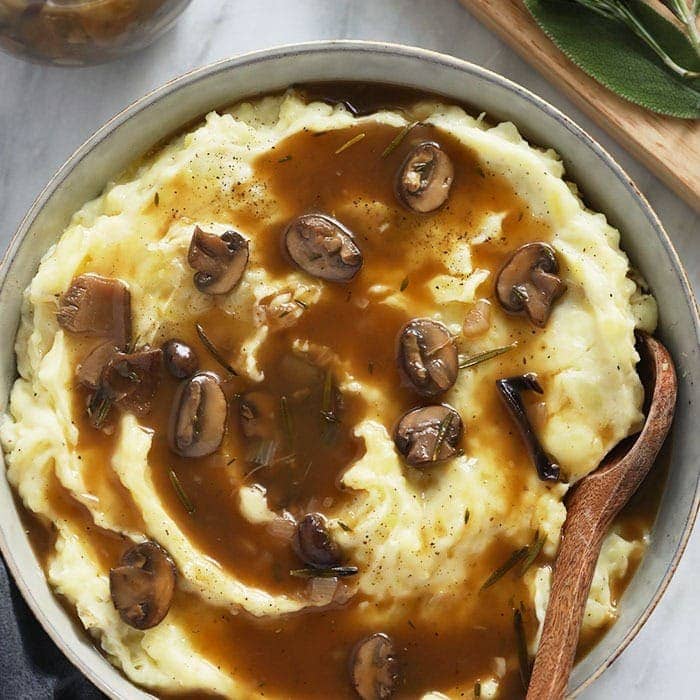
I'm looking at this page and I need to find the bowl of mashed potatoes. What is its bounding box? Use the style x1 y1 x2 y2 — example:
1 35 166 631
0 42 697 700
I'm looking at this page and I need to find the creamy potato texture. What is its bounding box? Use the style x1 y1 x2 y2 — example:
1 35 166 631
1 90 657 698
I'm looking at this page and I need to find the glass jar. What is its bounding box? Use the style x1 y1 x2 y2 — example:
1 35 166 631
0 0 192 66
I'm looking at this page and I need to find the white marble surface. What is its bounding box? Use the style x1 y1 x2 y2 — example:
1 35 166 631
0 1 697 697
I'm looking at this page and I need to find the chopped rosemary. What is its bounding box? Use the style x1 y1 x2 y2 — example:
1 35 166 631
321 368 333 415
400 277 410 292
432 411 454 462
381 121 419 158
480 546 529 590
294 298 308 309
458 343 517 370
87 390 112 429
520 532 547 576
514 607 531 690
290 566 359 578
464 508 470 525
195 323 238 376
249 439 277 467
169 470 195 514
280 396 294 449
153 191 159 206
278 155 292 163
474 680 481 697
337 520 352 532
335 132 366 154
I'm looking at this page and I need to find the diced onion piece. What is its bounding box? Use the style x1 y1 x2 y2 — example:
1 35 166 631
462 299 492 337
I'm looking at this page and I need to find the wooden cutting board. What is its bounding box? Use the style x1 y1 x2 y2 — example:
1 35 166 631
459 0 700 213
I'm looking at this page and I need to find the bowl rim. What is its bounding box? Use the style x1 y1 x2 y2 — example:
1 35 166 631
0 40 698 699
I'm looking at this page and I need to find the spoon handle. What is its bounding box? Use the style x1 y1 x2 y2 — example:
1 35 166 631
525 497 608 700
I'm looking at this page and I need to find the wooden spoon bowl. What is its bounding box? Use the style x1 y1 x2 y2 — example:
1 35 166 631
527 332 677 700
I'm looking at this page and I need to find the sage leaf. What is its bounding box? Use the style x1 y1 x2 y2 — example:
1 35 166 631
525 0 700 118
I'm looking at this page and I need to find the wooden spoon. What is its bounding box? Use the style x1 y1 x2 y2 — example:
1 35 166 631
526 332 677 700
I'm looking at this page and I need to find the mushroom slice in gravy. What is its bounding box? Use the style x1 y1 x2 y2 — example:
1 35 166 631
168 371 227 458
395 141 454 213
294 513 341 568
109 541 176 630
188 226 249 295
162 339 199 379
496 373 560 481
350 633 400 700
394 404 463 467
57 273 131 348
496 242 566 327
398 318 458 396
284 214 363 282
101 347 163 416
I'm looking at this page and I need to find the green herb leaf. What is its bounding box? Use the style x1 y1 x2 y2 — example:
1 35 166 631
290 566 359 578
196 323 238 376
335 132 366 154
514 607 532 690
169 470 195 514
432 411 454 461
464 508 471 525
520 532 547 575
458 343 516 370
400 277 410 292
481 546 529 590
337 520 353 532
525 0 700 118
381 121 419 158
87 390 112 429
280 396 295 450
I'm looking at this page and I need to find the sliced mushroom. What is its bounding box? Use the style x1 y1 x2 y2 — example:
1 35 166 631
239 391 277 440
394 404 463 467
395 142 454 213
77 341 120 390
101 347 163 417
284 214 363 282
397 318 458 396
188 226 249 295
495 243 566 327
496 373 560 481
109 541 176 630
350 633 400 700
295 513 341 568
57 273 131 348
162 339 199 379
168 371 227 458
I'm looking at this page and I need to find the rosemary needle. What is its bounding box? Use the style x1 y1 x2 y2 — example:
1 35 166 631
335 132 366 154
520 531 547 576
195 323 238 375
481 546 529 590
169 470 195 514
458 342 517 370
290 566 358 579
381 121 419 158
514 607 531 690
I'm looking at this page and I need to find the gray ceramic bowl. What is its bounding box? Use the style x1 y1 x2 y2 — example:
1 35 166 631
0 41 697 699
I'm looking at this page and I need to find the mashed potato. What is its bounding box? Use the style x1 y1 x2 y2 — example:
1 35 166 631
1 91 656 698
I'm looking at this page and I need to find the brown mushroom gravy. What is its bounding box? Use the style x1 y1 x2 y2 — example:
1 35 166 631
17 84 666 699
